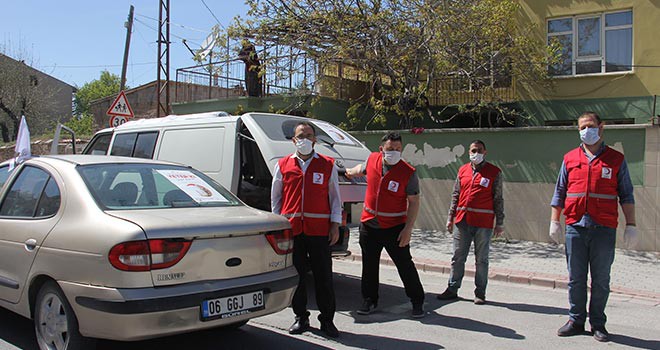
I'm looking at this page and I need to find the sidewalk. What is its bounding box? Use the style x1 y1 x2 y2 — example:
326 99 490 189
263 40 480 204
343 227 660 300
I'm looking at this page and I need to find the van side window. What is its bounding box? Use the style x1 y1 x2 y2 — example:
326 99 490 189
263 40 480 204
84 133 112 155
111 133 137 157
133 132 158 159
111 132 158 158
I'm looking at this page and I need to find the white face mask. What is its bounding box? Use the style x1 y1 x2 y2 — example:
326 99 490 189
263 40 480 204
470 152 485 165
295 138 314 155
579 127 600 145
383 150 401 165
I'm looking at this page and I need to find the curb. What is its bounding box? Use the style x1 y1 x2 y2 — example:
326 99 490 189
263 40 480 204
337 254 660 301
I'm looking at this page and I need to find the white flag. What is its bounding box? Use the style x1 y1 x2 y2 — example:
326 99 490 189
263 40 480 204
14 115 31 163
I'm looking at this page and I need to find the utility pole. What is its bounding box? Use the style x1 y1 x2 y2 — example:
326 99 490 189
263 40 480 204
156 0 171 117
120 5 134 92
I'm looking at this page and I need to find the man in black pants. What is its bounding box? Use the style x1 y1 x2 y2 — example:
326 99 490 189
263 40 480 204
271 122 341 338
346 132 425 318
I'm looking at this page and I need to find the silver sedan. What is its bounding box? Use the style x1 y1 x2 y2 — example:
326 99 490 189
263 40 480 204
0 155 296 350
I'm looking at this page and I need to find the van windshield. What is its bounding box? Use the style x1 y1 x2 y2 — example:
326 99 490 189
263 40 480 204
249 114 358 146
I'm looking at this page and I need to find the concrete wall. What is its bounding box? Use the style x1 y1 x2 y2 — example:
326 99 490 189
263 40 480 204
352 124 660 251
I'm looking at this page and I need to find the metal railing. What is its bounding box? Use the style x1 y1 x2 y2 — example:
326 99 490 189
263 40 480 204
176 53 515 107
175 52 317 104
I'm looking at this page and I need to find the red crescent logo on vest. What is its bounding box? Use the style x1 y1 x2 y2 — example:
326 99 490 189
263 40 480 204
601 167 612 179
387 180 400 192
313 172 324 184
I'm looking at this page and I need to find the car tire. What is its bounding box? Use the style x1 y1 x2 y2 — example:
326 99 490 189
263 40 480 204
34 281 96 350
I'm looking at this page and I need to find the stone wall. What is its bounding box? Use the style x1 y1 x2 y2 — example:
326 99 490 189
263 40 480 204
0 140 87 162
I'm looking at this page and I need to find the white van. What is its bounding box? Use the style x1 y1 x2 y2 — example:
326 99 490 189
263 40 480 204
83 111 370 255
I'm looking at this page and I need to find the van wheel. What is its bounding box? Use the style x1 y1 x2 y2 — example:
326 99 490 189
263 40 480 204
34 281 95 350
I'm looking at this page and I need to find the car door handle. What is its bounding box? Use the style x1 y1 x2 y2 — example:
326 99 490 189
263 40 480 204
24 239 37 251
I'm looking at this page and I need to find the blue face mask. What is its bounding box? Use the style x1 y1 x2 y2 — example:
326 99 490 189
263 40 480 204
579 127 600 145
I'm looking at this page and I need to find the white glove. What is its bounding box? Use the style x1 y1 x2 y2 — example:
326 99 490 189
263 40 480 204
549 220 562 244
623 225 639 250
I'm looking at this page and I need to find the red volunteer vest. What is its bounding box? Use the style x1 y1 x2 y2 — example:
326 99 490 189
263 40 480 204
455 162 500 229
278 153 334 236
563 146 623 228
361 152 415 228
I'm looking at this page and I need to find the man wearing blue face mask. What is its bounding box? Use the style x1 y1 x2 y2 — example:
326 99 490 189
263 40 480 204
437 140 504 305
550 112 637 343
345 132 425 318
271 122 341 338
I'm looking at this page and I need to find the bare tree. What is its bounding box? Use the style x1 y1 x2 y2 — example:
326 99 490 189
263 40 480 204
0 41 59 142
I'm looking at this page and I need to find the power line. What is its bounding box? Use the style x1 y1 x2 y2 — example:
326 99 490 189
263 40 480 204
135 13 208 33
134 17 201 46
41 62 155 69
200 0 224 29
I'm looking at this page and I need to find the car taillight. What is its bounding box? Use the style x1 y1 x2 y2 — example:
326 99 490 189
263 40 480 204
265 229 294 255
149 240 192 269
109 239 192 271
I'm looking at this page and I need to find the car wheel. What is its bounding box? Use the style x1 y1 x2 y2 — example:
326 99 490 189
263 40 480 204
34 281 95 350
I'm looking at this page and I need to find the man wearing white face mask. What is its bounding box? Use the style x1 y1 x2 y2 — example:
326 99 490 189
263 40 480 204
345 132 425 318
271 122 341 338
550 112 636 342
437 140 504 305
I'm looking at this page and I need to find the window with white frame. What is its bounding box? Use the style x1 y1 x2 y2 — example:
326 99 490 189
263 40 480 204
547 10 632 76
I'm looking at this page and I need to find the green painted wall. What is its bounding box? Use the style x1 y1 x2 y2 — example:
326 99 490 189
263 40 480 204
351 127 646 185
518 96 657 125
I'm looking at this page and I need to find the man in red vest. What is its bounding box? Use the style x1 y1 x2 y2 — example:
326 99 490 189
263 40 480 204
550 112 637 342
345 132 425 318
271 122 341 338
437 140 504 305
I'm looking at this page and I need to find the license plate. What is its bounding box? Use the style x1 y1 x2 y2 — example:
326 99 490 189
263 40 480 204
201 291 265 320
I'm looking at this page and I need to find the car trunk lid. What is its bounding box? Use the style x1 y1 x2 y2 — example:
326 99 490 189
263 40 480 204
106 206 292 286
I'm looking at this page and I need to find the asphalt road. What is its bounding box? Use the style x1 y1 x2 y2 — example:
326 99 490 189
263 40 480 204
1 260 659 350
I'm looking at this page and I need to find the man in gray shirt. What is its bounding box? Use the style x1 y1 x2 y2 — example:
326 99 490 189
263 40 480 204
437 140 504 305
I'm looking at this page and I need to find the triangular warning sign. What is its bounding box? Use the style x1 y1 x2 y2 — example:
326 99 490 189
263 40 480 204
106 91 134 118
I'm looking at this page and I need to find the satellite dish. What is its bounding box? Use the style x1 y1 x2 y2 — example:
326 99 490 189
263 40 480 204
198 32 217 61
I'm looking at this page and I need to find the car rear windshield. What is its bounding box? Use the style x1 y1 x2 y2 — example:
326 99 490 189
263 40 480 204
77 163 241 209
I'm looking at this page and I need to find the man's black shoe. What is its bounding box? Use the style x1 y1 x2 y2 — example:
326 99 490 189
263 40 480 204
436 289 458 300
357 299 377 315
592 326 610 342
320 321 339 338
557 320 585 337
412 304 425 318
288 317 309 335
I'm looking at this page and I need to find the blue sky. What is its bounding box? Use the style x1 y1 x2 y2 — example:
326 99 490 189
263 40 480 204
2 0 248 88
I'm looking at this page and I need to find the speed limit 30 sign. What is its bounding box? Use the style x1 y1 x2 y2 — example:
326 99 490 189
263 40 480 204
109 115 128 127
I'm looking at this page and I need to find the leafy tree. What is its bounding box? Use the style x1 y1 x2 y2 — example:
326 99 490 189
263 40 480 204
206 0 557 128
64 114 95 137
74 70 122 116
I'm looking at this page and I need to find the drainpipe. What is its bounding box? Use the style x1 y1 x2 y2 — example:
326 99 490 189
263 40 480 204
653 95 659 126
